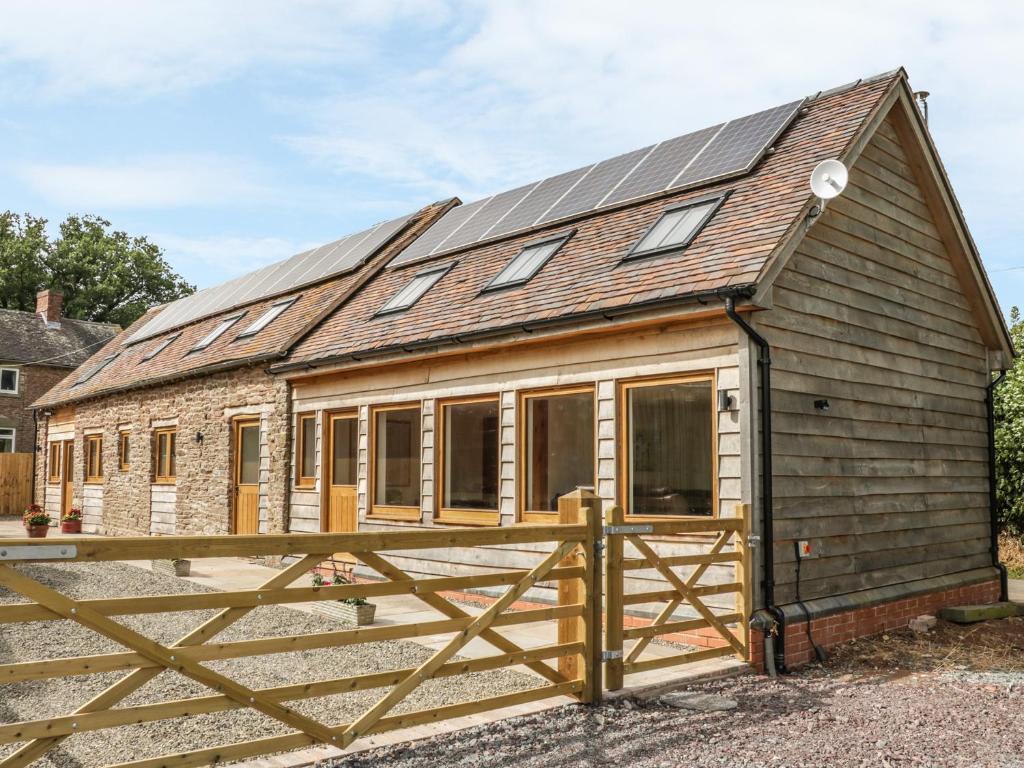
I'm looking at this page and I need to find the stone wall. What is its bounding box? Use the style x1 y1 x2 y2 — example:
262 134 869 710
39 366 290 535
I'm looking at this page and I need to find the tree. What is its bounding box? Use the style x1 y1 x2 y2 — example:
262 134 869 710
0 211 194 328
995 306 1024 535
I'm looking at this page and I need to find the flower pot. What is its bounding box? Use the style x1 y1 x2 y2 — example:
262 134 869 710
311 600 376 626
25 525 49 538
61 520 82 534
152 559 191 578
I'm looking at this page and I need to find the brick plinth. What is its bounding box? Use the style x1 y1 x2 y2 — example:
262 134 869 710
749 579 1001 672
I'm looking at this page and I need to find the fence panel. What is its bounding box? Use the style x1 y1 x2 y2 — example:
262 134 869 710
0 453 32 516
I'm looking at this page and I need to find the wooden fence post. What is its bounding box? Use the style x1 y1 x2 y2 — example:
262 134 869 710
734 503 752 661
604 505 625 691
558 487 602 702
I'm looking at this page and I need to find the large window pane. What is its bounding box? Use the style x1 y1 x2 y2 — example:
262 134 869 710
332 417 358 486
525 392 594 512
239 425 260 485
443 400 499 511
374 407 421 507
627 380 713 516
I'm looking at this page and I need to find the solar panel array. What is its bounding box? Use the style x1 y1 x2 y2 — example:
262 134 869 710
392 99 803 268
127 211 416 344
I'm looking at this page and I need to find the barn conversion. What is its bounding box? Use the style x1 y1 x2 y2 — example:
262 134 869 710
33 68 1014 670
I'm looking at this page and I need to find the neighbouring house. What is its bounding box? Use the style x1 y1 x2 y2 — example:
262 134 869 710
33 69 1014 670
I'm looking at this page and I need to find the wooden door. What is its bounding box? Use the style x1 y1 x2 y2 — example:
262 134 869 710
233 420 261 535
323 413 358 561
61 440 74 518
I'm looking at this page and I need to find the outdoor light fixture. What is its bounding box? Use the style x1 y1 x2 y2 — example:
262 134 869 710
717 390 735 412
814 399 831 412
195 431 204 444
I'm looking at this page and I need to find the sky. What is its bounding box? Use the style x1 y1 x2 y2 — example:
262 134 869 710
1 1 1022 317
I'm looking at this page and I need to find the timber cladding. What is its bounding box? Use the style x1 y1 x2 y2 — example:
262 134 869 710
36 366 290 536
760 113 993 604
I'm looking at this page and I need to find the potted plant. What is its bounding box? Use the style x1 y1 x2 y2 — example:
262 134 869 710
310 571 376 625
22 505 52 538
60 508 83 534
151 558 191 577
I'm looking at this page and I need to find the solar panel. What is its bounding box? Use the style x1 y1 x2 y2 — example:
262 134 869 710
127 211 416 344
390 97 804 268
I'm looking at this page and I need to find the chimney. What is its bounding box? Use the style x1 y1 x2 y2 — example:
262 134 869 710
36 289 64 325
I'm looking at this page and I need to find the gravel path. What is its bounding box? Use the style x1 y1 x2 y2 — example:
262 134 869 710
0 562 537 767
324 630 1024 768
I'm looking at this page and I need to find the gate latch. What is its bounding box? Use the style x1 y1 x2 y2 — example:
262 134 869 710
601 649 624 661
603 524 654 535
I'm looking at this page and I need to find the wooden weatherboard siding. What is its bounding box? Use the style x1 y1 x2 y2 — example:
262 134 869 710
761 113 992 605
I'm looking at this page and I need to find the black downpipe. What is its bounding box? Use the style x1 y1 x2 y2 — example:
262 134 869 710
724 297 785 673
987 371 1008 601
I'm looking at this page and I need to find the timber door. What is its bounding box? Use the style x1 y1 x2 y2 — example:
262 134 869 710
60 440 74 518
323 413 358 560
233 420 261 535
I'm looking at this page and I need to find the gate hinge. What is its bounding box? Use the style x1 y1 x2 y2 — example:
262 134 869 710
746 534 761 548
603 524 654 535
602 649 624 661
593 539 605 559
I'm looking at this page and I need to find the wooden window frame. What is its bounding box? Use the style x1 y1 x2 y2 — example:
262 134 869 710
367 402 423 522
435 394 501 527
617 371 719 521
85 434 104 484
295 413 317 489
118 431 130 471
153 427 177 484
517 384 597 524
47 442 61 483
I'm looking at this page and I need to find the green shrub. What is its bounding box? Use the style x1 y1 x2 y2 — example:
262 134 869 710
995 307 1024 535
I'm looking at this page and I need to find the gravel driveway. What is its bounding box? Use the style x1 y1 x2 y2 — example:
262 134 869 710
0 562 537 768
324 623 1024 768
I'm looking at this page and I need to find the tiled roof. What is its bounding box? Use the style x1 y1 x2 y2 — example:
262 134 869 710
0 309 118 368
34 200 452 407
281 73 899 368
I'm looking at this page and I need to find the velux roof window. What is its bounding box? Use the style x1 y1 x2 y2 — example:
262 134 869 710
75 353 119 386
237 297 298 339
376 264 452 316
625 195 726 260
141 333 181 362
484 232 572 291
191 313 244 352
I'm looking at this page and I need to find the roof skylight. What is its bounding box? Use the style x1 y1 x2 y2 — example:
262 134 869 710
237 297 298 339
484 232 572 291
75 353 119 386
625 196 726 260
190 313 244 352
141 333 181 362
376 265 452 316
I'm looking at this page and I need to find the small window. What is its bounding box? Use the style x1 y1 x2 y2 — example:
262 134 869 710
0 427 14 453
237 297 298 338
154 427 177 483
142 333 181 362
119 431 130 470
485 233 572 291
520 388 595 521
369 405 421 519
296 414 317 488
621 375 715 517
0 368 19 394
85 435 103 483
438 397 499 525
48 442 61 481
625 196 725 260
191 314 244 352
75 353 118 385
376 265 452 316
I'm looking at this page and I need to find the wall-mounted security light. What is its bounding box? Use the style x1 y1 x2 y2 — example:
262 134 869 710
195 431 204 444
718 390 735 412
813 399 830 412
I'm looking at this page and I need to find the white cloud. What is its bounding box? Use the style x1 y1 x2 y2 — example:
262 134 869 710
0 0 446 97
20 155 266 209
156 233 319 288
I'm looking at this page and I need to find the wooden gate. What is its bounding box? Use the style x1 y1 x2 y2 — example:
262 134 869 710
0 513 600 768
0 453 32 516
603 501 751 690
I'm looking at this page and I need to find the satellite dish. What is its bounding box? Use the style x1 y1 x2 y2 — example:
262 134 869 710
810 159 848 200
